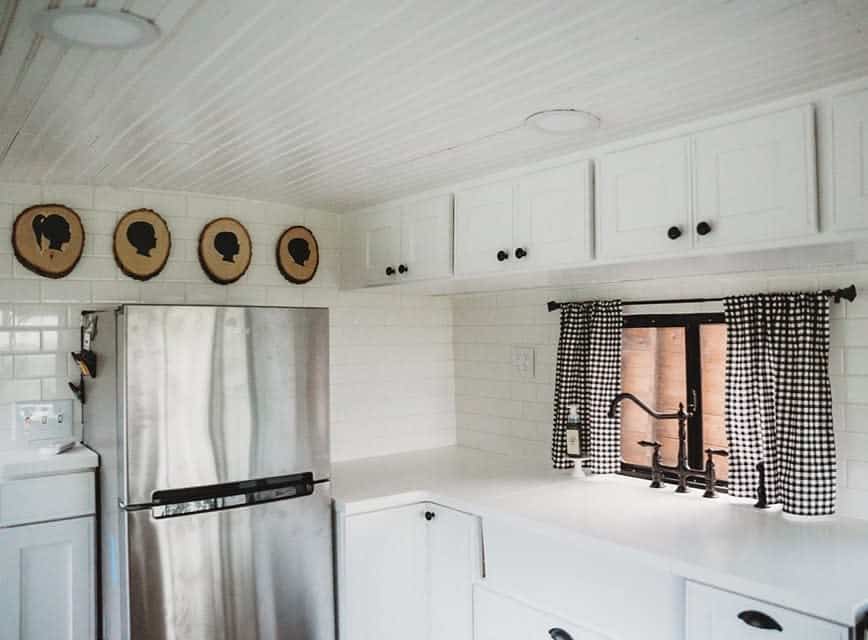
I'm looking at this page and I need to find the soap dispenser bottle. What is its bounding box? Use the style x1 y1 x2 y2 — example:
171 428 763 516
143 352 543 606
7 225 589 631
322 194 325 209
565 404 586 459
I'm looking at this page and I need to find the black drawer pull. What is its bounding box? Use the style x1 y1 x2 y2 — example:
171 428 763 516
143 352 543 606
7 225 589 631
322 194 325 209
548 628 573 640
738 610 783 631
424 510 435 521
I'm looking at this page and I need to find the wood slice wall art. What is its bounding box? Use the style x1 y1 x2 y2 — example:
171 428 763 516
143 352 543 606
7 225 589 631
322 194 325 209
113 208 172 281
13 204 85 278
276 225 319 284
198 217 252 284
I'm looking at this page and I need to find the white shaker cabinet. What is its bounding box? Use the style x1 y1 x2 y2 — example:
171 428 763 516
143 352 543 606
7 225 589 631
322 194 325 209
832 89 868 231
454 161 592 276
359 195 452 285
0 517 96 640
692 105 817 248
596 136 692 259
338 502 482 640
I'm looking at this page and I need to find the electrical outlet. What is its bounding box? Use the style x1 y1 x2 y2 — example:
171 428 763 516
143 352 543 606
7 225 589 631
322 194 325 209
16 400 74 443
511 346 535 379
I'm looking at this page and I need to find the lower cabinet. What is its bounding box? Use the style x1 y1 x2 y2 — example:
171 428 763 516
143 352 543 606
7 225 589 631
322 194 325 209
338 502 482 640
474 584 612 640
686 581 849 640
0 516 96 640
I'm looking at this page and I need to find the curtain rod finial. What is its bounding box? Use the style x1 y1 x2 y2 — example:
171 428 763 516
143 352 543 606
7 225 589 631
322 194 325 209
547 300 560 312
840 284 857 303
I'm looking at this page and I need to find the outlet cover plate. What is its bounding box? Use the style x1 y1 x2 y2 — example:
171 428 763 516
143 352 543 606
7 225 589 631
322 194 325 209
16 400 74 443
511 346 535 379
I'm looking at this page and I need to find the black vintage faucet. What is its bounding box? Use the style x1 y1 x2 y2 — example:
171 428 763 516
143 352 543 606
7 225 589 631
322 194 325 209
607 392 728 497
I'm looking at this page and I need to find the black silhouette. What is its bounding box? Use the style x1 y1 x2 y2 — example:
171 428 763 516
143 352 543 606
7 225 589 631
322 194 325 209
214 231 240 263
126 221 157 257
287 237 310 266
32 214 71 252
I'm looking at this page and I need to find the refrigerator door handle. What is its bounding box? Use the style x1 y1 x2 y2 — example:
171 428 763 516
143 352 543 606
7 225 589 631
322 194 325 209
149 471 316 519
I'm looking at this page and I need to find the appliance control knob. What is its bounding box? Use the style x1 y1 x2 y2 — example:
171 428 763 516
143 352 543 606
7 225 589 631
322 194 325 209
398 264 408 274
515 247 527 259
385 266 396 276
424 511 435 521
667 226 682 240
496 250 509 262
696 221 712 236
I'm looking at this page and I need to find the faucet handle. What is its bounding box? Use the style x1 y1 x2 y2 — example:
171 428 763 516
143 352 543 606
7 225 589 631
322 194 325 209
638 440 661 449
705 448 728 458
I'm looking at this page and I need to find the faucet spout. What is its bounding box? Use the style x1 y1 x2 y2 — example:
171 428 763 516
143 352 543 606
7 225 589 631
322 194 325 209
607 392 680 420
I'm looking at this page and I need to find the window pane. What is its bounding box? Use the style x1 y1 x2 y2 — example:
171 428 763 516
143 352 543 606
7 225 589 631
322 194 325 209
620 326 686 468
700 323 728 480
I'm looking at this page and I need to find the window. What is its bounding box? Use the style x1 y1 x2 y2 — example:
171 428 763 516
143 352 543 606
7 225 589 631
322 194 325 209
619 313 728 486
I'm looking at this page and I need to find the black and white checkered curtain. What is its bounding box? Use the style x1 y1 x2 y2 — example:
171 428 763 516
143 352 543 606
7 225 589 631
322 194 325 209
725 293 836 516
552 301 622 472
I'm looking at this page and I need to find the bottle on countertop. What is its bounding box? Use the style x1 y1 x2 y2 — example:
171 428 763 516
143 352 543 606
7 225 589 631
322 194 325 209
565 404 587 459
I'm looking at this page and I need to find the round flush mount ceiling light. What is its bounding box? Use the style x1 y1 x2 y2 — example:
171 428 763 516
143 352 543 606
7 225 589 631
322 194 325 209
525 109 600 135
32 8 160 50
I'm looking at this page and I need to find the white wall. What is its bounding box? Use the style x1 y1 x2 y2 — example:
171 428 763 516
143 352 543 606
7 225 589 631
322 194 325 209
0 181 455 462
452 245 868 520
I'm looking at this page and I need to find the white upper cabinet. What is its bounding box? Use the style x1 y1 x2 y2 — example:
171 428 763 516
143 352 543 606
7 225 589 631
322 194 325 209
454 180 516 276
597 137 691 259
832 89 868 231
454 161 593 276
692 105 817 248
359 195 452 285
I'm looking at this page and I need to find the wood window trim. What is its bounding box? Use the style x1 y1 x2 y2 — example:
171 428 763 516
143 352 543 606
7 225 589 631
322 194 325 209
620 312 729 491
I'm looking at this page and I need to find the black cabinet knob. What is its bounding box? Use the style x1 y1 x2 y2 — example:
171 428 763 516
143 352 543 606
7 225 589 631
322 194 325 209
696 221 712 236
398 264 408 274
737 610 782 632
548 628 574 640
424 511 435 521
385 266 395 276
514 247 527 259
667 226 682 240
496 250 509 262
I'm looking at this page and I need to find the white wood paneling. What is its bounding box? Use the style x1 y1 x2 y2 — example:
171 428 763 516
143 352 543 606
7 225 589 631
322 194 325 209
833 89 868 231
1 2 868 210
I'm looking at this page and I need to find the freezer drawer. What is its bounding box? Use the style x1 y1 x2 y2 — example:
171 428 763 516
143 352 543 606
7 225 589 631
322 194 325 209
124 481 335 640
122 305 330 505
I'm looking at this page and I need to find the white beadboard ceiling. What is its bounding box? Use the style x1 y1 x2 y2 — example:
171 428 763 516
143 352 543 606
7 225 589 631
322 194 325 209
0 0 867 212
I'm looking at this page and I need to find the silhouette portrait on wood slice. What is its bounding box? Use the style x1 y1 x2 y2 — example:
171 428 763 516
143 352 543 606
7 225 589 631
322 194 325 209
198 217 251 284
276 226 319 284
113 209 172 281
13 204 85 278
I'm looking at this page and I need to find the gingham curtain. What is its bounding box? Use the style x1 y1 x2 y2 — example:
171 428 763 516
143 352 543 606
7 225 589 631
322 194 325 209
724 293 837 516
551 300 622 472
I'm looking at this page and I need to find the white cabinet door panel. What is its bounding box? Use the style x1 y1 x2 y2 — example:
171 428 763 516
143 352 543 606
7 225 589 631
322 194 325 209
515 161 593 269
342 504 428 640
400 194 453 281
693 106 817 247
833 89 868 231
361 207 402 285
686 582 848 640
597 137 691 259
454 180 515 276
0 517 95 640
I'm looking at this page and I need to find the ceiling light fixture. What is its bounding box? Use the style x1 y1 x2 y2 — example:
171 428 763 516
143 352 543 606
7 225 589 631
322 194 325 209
525 109 600 135
32 7 159 50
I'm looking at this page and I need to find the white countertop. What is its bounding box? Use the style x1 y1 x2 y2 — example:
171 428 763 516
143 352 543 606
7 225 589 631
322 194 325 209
0 444 99 480
332 445 868 626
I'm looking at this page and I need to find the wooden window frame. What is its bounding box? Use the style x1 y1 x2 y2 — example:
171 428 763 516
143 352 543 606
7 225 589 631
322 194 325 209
619 312 728 491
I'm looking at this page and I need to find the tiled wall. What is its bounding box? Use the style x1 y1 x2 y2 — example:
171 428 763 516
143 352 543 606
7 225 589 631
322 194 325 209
452 245 868 519
0 182 455 461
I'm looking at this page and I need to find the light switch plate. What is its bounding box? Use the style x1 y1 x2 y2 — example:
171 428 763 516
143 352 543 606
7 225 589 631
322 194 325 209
511 346 535 379
16 400 74 443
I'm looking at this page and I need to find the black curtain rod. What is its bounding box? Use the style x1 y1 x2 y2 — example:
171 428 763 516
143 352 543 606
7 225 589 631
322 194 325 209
546 284 857 312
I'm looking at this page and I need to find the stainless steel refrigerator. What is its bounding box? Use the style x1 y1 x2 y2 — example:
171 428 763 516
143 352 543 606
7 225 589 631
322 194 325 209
84 305 334 640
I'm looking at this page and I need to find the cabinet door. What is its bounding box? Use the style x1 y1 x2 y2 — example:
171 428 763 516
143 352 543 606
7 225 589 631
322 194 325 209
833 89 868 231
342 504 428 640
454 180 515 276
514 161 593 269
361 206 402 285
400 194 453 281
685 582 848 640
426 504 482 640
597 137 691 259
0 517 95 640
693 105 817 248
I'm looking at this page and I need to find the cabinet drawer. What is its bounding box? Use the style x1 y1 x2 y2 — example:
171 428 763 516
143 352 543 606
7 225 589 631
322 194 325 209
686 581 849 640
474 584 610 640
0 472 95 527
